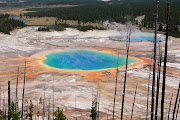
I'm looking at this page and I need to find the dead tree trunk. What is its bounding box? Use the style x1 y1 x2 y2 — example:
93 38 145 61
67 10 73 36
131 84 138 120
151 0 159 119
48 96 50 120
175 97 180 120
155 44 162 120
121 22 132 120
112 55 119 120
0 87 1 112
172 83 180 120
42 86 45 120
146 51 153 120
161 0 170 119
167 93 173 120
98 85 100 120
15 66 19 111
8 81 11 120
35 97 37 120
3 91 6 119
96 87 98 120
107 105 110 120
75 96 77 120
4 95 7 120
53 80 55 120
155 64 160 120
21 57 27 118
37 98 39 120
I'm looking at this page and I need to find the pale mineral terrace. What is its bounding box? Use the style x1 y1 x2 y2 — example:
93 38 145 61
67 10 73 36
0 27 180 119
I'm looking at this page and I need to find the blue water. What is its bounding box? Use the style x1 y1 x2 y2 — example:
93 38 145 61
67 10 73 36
43 50 140 70
131 35 162 41
0 11 30 23
120 31 163 42
9 14 30 23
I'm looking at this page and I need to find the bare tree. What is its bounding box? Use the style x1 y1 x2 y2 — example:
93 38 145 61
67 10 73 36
155 43 162 120
15 66 19 111
96 87 99 120
48 96 50 120
151 0 159 119
175 97 180 120
98 84 100 120
131 84 138 120
172 83 180 120
121 21 132 120
161 0 170 119
4 93 7 119
167 93 173 120
0 87 1 111
53 80 55 120
8 81 11 120
42 86 45 120
146 51 153 120
75 96 77 120
35 96 37 120
112 55 119 120
107 105 110 120
21 57 27 118
37 98 39 120
2 90 5 115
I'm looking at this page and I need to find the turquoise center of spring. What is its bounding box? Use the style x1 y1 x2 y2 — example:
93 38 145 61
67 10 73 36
44 50 140 70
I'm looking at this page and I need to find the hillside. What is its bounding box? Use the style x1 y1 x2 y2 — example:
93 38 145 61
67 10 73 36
24 2 180 37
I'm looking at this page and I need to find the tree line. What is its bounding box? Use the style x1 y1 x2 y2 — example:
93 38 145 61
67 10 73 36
38 22 106 32
25 2 179 26
0 14 26 34
24 2 180 37
0 0 105 8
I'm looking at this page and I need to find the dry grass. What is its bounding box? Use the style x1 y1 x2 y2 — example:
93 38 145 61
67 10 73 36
30 4 79 8
58 20 108 28
0 6 109 27
26 17 57 25
0 8 56 25
0 5 78 15
0 8 34 16
0 7 107 26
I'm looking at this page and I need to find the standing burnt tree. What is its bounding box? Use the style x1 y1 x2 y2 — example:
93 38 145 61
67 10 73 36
8 81 11 120
112 55 119 120
161 0 170 119
146 51 153 119
21 57 27 118
15 67 19 111
151 0 159 119
121 21 132 120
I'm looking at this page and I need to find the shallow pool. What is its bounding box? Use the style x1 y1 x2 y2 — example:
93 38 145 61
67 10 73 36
131 31 162 41
43 50 140 70
131 34 162 41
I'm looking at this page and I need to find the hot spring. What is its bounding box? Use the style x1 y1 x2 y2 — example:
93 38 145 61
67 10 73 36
119 31 163 41
131 31 163 41
43 50 140 70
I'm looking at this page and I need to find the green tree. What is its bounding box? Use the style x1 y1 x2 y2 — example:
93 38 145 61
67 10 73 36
28 100 34 120
0 110 6 120
8 102 21 120
39 97 42 104
0 14 26 34
90 99 97 120
54 107 67 120
158 23 163 31
169 25 180 37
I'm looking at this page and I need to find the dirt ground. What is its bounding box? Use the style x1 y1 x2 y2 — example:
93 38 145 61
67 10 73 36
0 27 180 119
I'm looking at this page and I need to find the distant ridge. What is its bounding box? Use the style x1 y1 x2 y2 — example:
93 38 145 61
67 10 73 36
0 0 179 7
